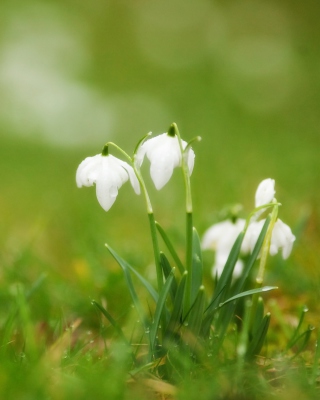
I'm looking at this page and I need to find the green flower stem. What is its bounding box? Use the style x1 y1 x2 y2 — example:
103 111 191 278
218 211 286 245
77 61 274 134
170 123 194 313
256 202 279 286
249 202 279 332
185 211 193 312
132 158 163 292
107 141 163 291
148 212 163 292
104 142 131 161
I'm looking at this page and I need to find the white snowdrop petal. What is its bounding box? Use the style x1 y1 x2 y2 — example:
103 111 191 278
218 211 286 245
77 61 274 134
95 177 118 212
150 155 175 190
76 152 140 212
138 132 195 190
187 148 195 175
255 178 275 208
202 219 246 279
201 221 231 250
117 158 141 195
76 155 100 187
272 219 295 259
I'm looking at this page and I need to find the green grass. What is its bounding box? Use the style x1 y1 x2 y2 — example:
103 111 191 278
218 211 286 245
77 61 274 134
1 132 320 399
1 0 320 397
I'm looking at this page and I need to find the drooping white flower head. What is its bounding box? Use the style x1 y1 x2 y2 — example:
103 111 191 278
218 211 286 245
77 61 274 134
255 178 275 208
242 218 295 259
76 151 140 212
202 219 246 278
270 219 296 259
136 132 195 190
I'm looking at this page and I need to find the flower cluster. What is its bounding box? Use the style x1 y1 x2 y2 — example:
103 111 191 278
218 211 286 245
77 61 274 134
76 127 195 211
202 178 295 278
76 126 295 282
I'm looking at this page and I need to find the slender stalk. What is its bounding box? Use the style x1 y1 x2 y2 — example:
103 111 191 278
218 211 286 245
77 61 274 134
170 123 194 313
185 212 193 311
148 212 163 292
249 202 278 331
108 141 163 291
132 154 163 292
256 202 278 285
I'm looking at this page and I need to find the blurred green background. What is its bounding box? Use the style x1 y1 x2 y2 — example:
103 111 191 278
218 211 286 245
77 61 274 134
1 0 320 336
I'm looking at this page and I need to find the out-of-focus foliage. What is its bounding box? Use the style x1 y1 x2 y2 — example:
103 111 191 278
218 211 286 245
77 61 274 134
0 0 320 398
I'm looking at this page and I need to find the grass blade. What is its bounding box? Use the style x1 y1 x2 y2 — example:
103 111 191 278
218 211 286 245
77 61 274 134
92 300 133 351
156 222 185 274
214 231 245 303
106 243 158 302
188 286 206 338
251 297 264 337
218 286 278 308
234 217 271 294
286 305 309 350
160 252 178 302
105 244 148 328
149 268 175 359
288 325 315 356
165 271 188 340
246 313 271 359
191 227 203 305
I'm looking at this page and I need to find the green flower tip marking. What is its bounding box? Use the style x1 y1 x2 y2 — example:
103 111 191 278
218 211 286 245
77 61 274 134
167 123 177 137
101 144 109 156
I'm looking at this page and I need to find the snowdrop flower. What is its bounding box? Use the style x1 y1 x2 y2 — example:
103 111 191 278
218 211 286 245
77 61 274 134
269 219 295 259
255 178 275 208
136 132 195 190
202 219 246 278
76 149 140 212
242 219 295 259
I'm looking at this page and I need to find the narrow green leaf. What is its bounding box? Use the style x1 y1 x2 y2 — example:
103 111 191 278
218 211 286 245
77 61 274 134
246 313 271 359
0 274 47 356
160 252 178 302
236 299 252 377
288 324 315 356
109 244 159 303
203 232 245 325
106 243 158 302
201 286 275 341
286 305 309 350
203 220 270 343
218 286 278 308
149 269 175 358
156 222 185 274
251 297 265 337
234 217 271 294
92 300 130 347
105 244 148 328
165 271 188 340
201 285 227 338
191 227 203 305
214 231 245 303
188 286 206 338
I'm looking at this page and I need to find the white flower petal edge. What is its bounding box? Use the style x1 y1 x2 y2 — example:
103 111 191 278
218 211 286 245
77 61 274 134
76 154 140 211
212 252 244 279
201 219 246 278
242 218 295 259
255 178 275 208
136 133 195 190
270 219 295 259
